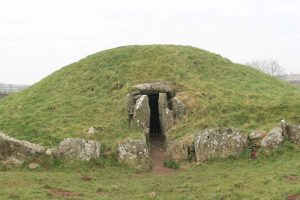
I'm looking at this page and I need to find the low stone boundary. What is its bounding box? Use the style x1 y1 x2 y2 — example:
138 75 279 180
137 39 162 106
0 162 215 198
0 132 45 167
166 120 300 163
0 133 101 168
1 120 299 169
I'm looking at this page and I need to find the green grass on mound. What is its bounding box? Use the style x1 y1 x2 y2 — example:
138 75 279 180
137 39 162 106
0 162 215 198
0 45 300 150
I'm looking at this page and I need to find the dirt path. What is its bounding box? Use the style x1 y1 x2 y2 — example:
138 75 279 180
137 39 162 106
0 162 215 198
150 135 174 175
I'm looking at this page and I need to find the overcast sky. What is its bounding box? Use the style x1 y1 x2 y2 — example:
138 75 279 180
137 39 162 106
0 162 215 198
0 0 299 85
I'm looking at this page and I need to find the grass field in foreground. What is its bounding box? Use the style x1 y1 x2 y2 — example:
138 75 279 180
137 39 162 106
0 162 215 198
0 143 299 200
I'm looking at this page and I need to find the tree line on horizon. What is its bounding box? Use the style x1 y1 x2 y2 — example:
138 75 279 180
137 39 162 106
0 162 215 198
245 59 285 77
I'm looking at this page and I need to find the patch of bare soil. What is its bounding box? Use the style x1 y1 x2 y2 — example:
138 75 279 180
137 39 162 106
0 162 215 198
287 194 300 200
96 188 111 196
48 188 82 198
80 176 93 181
97 191 111 196
150 135 174 176
284 175 299 182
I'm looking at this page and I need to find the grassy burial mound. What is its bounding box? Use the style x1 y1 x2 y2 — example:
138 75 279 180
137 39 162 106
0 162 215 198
0 45 300 152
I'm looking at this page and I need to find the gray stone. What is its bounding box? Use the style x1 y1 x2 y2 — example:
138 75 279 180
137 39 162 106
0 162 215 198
280 119 290 139
158 93 174 136
28 162 39 169
133 95 150 134
172 95 187 120
288 125 300 146
148 192 157 198
249 130 268 148
45 148 54 156
86 127 97 135
126 92 135 118
261 127 284 148
133 94 142 101
117 139 151 170
1 157 23 167
132 81 175 96
166 135 194 161
249 130 268 141
278 120 300 145
53 138 100 161
0 132 45 161
194 128 248 163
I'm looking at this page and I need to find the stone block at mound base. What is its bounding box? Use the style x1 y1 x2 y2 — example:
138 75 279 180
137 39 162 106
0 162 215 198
117 139 151 170
1 156 23 167
194 128 248 163
166 135 194 162
171 95 187 120
279 120 300 146
249 130 268 141
248 130 268 147
53 138 100 161
260 127 284 149
0 132 45 162
287 125 300 146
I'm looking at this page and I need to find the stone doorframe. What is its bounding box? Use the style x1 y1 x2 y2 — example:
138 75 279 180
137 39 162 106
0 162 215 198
126 81 187 140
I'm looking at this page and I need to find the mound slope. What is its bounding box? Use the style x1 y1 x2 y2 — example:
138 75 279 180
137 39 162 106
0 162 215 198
0 45 300 150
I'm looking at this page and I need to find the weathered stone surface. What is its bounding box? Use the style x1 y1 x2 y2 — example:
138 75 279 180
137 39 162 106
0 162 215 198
249 130 268 148
261 127 284 148
117 139 151 170
194 128 248 163
86 127 99 135
45 148 54 156
133 95 150 134
148 192 157 198
278 120 300 145
126 92 135 118
1 157 23 167
0 132 45 161
166 135 194 161
53 138 100 161
249 130 268 141
132 81 175 96
280 119 290 138
158 93 174 135
288 125 300 146
172 95 187 120
28 162 39 169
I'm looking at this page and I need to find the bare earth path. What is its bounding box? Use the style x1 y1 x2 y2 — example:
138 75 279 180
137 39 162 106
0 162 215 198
150 135 174 175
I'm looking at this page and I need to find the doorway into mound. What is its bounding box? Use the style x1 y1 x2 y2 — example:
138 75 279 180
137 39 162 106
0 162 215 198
148 94 162 138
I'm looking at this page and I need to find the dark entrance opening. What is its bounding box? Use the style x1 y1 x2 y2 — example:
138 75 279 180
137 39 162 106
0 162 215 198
148 94 171 174
148 94 161 137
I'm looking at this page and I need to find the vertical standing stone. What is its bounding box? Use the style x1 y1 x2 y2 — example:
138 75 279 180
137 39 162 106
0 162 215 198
172 96 187 120
158 93 174 136
117 139 151 170
126 92 135 119
133 95 150 135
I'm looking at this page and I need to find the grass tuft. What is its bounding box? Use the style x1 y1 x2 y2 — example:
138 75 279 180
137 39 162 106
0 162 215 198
164 159 180 169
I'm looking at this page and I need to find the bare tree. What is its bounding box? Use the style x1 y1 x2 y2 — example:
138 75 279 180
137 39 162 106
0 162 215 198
245 60 285 77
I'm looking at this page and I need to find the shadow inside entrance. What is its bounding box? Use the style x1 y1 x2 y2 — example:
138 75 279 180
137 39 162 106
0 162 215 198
148 94 161 136
148 94 174 175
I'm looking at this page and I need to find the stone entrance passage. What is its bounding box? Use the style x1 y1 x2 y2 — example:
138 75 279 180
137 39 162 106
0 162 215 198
126 81 187 139
148 94 161 137
125 81 187 171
